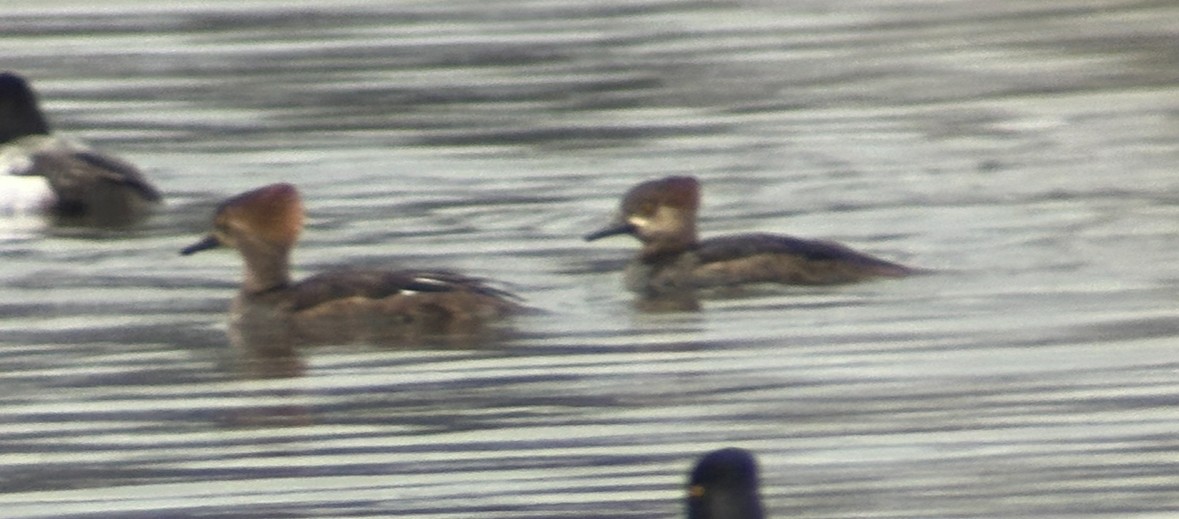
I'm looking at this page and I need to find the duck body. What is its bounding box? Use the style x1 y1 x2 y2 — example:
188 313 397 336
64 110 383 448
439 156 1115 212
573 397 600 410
183 183 519 347
230 268 520 346
586 176 918 297
627 232 915 295
0 72 160 226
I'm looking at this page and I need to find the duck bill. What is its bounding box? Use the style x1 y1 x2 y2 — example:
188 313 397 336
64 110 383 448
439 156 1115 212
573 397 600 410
180 235 222 255
584 221 636 241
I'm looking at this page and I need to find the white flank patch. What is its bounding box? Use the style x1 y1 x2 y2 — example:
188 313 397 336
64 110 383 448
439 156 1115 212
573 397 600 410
0 174 54 215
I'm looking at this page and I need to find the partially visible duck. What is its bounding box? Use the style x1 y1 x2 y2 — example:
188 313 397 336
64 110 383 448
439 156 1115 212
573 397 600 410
687 447 766 519
0 72 160 226
181 183 519 346
585 176 918 297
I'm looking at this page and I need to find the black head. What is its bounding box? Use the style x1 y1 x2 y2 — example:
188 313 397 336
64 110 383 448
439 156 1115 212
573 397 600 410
687 448 765 519
0 72 51 144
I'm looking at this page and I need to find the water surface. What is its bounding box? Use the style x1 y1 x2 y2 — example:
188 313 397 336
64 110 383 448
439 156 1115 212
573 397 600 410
2 1 1179 517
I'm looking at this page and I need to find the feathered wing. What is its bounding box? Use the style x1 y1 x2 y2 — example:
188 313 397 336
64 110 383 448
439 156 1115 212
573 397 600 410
71 150 162 201
15 146 158 225
15 141 159 203
286 269 519 313
260 269 520 344
692 233 913 285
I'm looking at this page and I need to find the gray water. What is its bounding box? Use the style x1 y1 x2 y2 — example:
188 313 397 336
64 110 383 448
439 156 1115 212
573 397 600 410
2 0 1179 517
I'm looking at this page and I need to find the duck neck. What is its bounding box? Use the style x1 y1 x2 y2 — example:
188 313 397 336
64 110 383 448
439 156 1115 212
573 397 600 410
239 242 292 295
640 237 695 263
639 217 698 262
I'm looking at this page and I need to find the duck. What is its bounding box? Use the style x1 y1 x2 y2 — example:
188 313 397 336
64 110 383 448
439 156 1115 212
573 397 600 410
585 176 918 297
0 71 161 226
181 183 520 346
687 447 766 519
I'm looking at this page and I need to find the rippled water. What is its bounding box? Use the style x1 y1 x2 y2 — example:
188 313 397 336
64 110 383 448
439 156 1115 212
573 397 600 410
2 1 1179 517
